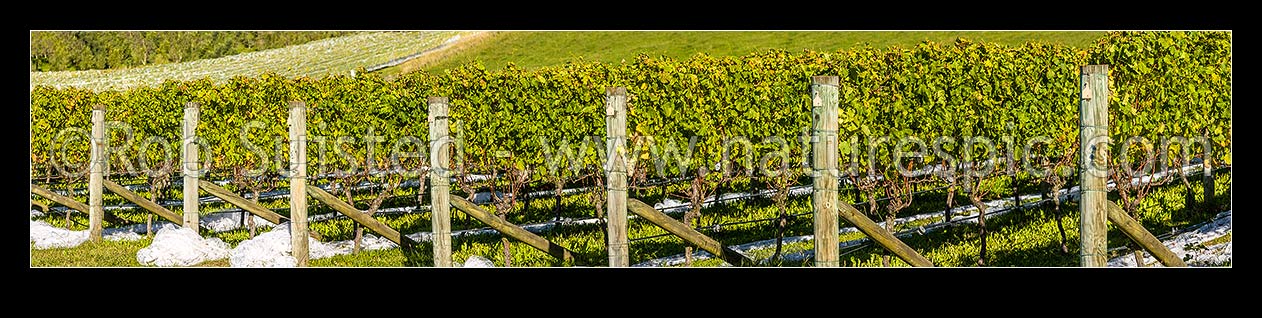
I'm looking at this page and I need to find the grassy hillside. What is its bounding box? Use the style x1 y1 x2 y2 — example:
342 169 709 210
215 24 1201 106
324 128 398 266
400 31 1106 73
31 31 467 92
30 31 355 72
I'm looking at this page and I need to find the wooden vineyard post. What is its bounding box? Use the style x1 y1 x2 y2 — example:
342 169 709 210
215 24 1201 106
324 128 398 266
605 87 629 267
182 102 200 230
1079 65 1109 267
811 76 840 267
428 97 452 267
88 104 105 241
289 101 309 267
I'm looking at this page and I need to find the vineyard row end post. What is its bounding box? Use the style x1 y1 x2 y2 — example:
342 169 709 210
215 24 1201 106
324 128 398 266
429 97 453 267
182 102 200 230
1079 65 1109 267
89 104 105 241
606 87 629 267
289 101 309 267
811 76 840 267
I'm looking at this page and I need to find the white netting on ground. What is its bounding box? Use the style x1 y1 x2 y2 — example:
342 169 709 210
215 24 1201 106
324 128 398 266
229 223 336 267
30 220 89 249
1108 210 1232 267
135 224 229 266
30 220 144 249
459 255 495 268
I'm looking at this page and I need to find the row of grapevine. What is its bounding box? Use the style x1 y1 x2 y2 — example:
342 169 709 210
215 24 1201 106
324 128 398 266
30 32 1230 245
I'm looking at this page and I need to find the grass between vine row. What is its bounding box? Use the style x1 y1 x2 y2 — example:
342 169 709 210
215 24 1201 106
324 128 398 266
31 170 1230 267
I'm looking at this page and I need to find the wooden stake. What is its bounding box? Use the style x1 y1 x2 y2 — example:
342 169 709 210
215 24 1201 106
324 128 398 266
1079 65 1110 267
428 97 452 267
182 102 200 230
89 104 105 241
289 101 309 267
811 76 840 267
605 87 629 267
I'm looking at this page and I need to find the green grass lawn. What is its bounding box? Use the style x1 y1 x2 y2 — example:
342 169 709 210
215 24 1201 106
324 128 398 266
31 239 152 267
30 237 231 267
406 31 1105 73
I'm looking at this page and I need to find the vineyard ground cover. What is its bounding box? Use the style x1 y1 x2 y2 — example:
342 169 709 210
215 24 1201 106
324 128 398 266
29 235 227 267
310 164 1216 256
30 163 1226 266
642 166 1229 266
135 224 229 266
308 166 1232 267
1107 210 1231 267
669 173 1231 267
48 184 1223 268
30 238 152 267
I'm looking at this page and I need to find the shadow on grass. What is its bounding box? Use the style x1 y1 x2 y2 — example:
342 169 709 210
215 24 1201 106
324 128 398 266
838 205 1083 267
401 238 433 267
